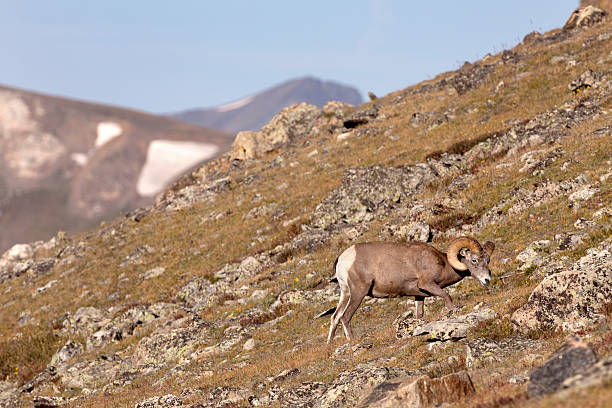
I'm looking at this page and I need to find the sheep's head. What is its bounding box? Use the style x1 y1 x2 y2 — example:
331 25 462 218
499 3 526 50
447 237 495 286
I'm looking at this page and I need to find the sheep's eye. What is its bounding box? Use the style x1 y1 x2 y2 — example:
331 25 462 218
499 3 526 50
471 259 478 264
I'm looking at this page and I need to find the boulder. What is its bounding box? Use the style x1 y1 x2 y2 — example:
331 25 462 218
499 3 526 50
50 340 84 367
133 394 183 408
395 309 496 341
343 106 378 128
311 156 463 229
511 238 612 332
528 336 598 397
33 396 69 408
466 337 543 368
357 371 475 408
563 6 607 30
230 102 322 160
560 355 612 392
568 70 605 93
3 243 33 261
313 364 397 408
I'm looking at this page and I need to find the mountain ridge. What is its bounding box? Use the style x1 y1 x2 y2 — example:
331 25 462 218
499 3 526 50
173 76 363 133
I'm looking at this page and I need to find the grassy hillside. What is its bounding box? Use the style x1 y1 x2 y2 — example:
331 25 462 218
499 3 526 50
1 9 611 408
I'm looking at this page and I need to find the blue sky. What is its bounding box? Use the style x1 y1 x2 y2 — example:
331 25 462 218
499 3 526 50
0 1 578 113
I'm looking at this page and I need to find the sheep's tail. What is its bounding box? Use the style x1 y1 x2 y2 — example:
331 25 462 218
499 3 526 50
330 256 339 283
315 307 336 319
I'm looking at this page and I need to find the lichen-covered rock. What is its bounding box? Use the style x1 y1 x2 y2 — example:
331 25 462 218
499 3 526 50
516 240 552 270
477 177 588 229
133 393 184 408
32 396 70 408
3 243 33 261
395 309 496 341
511 238 612 332
388 221 433 243
563 6 608 30
357 371 475 408
343 106 378 128
132 320 209 366
311 155 463 229
50 340 84 367
528 336 599 397
314 364 397 408
466 337 543 368
231 102 322 160
58 353 125 389
560 355 612 392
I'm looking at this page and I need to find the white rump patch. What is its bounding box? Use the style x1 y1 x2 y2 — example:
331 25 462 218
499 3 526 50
136 140 219 197
70 153 88 166
95 122 122 148
336 245 356 287
215 95 254 112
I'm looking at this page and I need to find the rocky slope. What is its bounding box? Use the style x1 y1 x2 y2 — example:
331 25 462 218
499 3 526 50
172 77 363 133
1 5 612 408
0 86 232 252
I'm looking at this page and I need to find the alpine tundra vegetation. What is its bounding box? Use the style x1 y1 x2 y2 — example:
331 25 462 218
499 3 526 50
1 5 612 408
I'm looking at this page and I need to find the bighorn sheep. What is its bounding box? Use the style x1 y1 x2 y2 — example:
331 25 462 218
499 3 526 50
326 236 495 343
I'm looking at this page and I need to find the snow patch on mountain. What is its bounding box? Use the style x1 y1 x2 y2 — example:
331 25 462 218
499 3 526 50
137 140 219 197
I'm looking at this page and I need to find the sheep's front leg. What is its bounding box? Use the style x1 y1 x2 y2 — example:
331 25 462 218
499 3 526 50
418 282 454 311
414 296 425 318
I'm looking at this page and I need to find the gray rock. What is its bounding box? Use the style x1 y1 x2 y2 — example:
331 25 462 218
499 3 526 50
313 364 396 408
561 355 612 391
511 238 612 332
466 337 543 368
3 243 33 261
243 338 255 351
133 394 183 408
396 309 496 341
132 320 209 366
268 382 328 407
343 106 378 128
231 102 322 161
528 336 598 397
33 396 69 408
357 371 475 408
311 156 463 230
141 267 166 280
50 340 84 367
26 258 56 280
119 245 155 267
389 221 432 243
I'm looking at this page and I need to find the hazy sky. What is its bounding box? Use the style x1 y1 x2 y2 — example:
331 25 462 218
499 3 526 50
0 1 578 113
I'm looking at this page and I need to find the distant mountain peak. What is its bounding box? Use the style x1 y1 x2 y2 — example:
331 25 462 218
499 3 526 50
173 76 363 133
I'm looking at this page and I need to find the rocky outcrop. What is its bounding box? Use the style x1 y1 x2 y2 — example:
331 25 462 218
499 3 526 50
528 336 599 397
311 155 463 229
395 308 496 341
563 6 608 30
560 355 612 392
230 103 322 161
511 238 612 332
357 371 475 408
466 337 543 368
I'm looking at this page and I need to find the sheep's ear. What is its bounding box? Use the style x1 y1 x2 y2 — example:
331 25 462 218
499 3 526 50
459 248 470 257
483 241 495 256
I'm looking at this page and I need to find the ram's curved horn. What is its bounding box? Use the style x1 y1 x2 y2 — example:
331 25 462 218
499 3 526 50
447 237 482 271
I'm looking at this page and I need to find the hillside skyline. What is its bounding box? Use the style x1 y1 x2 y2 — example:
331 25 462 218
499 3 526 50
0 1 577 113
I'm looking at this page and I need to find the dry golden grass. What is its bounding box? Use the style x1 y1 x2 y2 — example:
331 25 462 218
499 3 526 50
2 18 612 407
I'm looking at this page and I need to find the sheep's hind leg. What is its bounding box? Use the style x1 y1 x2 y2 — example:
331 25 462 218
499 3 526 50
339 284 369 341
327 289 349 343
